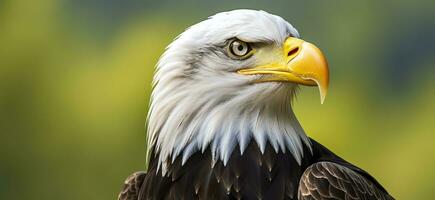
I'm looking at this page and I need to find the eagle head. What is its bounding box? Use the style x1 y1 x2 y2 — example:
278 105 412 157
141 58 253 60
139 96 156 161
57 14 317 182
147 9 329 174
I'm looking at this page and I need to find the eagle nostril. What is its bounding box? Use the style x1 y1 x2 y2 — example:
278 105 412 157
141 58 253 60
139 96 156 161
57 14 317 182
287 47 299 57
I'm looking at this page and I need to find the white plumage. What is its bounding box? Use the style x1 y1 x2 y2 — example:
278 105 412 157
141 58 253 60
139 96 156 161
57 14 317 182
146 10 311 174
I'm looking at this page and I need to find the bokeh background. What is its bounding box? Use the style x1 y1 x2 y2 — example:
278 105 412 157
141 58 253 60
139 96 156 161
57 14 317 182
1 0 434 199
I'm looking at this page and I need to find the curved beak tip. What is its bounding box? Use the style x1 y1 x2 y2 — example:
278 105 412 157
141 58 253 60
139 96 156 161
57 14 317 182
320 88 327 104
312 78 328 104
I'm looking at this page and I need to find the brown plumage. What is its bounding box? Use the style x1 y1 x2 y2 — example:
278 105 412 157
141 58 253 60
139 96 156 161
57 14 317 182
119 138 394 200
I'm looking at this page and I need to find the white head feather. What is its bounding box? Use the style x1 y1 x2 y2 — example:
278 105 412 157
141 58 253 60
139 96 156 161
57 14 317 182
147 9 311 174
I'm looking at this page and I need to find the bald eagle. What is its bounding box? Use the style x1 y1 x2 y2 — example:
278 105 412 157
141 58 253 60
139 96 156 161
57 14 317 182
119 10 394 200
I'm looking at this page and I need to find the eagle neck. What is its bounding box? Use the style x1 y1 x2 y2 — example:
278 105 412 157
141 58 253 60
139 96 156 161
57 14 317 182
147 82 311 175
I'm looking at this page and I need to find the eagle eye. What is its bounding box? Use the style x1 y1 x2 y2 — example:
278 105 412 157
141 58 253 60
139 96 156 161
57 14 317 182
228 39 253 59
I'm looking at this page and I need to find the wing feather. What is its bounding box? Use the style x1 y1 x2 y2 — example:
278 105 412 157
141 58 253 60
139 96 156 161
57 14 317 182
118 171 146 200
298 162 394 200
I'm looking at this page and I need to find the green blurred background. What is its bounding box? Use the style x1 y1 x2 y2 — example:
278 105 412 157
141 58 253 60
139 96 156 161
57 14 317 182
1 0 434 199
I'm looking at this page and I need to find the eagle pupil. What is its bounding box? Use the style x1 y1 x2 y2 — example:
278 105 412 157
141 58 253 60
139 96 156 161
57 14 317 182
238 45 244 51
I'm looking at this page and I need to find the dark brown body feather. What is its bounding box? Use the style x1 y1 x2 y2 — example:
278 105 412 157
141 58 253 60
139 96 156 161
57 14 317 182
119 138 393 200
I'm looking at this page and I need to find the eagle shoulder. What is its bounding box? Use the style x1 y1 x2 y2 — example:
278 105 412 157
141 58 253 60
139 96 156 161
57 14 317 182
118 171 146 200
298 162 394 200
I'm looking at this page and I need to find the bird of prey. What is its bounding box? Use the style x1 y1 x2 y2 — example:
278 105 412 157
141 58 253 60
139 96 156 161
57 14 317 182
119 9 394 200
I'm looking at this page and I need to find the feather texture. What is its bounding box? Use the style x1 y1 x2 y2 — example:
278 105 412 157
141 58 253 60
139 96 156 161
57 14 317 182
118 172 146 200
298 162 394 200
119 138 393 200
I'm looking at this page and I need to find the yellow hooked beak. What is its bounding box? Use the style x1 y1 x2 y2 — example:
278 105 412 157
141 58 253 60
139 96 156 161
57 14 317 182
237 37 329 103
